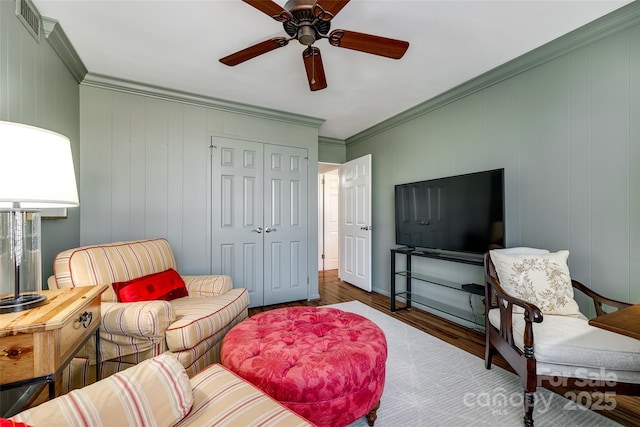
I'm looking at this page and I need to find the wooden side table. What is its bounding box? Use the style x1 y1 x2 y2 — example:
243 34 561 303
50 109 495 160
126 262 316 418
588 304 640 340
0 285 107 413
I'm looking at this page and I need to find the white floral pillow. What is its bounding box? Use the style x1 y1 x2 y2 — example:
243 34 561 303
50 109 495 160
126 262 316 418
489 250 581 316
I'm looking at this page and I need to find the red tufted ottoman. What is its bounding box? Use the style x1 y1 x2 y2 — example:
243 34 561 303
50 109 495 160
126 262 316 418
220 306 387 427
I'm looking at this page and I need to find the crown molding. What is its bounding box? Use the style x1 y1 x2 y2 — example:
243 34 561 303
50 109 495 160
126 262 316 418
319 136 346 147
42 17 87 84
346 1 640 147
81 73 325 129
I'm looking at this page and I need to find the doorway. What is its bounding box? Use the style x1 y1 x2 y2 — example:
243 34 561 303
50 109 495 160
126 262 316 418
318 155 372 292
318 163 339 271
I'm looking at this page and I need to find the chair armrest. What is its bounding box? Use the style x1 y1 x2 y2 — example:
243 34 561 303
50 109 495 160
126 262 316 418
46 275 56 289
486 273 543 352
101 300 176 339
571 279 631 316
183 275 233 297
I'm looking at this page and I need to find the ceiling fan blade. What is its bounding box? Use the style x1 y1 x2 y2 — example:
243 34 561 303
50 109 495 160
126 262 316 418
328 29 409 59
313 0 350 21
242 0 292 22
220 38 289 66
303 47 327 91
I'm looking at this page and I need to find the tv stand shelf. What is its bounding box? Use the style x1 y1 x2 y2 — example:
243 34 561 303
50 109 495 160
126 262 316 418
390 247 484 326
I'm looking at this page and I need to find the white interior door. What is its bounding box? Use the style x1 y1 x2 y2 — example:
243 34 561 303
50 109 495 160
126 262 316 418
323 170 339 270
318 176 324 270
211 138 308 307
339 154 372 292
211 137 264 306
263 144 308 305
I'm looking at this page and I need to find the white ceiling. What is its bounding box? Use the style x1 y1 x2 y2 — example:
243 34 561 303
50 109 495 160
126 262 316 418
33 0 632 140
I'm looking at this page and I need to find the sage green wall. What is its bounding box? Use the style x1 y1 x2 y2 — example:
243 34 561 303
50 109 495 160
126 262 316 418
0 1 80 287
318 136 346 164
346 7 640 316
79 81 322 299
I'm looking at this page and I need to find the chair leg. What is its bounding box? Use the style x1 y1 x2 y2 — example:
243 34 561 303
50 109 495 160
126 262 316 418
366 400 381 426
484 334 494 369
523 390 534 427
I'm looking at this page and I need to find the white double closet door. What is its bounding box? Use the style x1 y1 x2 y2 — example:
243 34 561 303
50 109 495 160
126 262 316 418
211 137 308 308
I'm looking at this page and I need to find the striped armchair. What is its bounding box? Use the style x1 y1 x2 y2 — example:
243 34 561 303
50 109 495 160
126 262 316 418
49 238 249 390
11 353 315 427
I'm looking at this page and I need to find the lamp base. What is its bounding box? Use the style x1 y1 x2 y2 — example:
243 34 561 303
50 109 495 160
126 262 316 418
0 294 47 314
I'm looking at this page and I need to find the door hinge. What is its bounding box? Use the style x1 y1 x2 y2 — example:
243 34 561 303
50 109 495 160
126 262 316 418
321 253 325 259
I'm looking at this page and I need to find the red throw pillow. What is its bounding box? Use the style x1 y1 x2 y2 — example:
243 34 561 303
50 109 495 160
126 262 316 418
112 268 189 302
0 419 32 427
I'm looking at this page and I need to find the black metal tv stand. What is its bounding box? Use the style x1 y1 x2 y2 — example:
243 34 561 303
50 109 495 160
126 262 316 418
390 247 484 325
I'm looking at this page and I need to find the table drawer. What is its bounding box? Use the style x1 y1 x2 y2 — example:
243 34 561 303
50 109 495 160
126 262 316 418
59 297 101 365
0 333 36 384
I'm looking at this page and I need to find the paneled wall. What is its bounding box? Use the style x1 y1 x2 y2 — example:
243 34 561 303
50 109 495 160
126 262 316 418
79 83 321 297
347 10 640 315
0 1 81 283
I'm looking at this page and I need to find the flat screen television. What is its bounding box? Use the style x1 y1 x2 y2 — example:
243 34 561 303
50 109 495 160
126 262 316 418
394 168 504 259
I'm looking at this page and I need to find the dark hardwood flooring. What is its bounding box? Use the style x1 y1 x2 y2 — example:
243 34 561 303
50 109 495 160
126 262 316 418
250 270 640 427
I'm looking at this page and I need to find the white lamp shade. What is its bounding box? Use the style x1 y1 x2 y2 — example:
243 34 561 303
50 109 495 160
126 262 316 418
0 121 79 208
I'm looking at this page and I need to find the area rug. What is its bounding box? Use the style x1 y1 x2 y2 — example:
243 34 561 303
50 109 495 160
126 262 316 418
324 301 619 427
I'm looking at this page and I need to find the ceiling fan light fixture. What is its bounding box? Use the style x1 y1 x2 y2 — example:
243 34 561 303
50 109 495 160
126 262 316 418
298 25 317 46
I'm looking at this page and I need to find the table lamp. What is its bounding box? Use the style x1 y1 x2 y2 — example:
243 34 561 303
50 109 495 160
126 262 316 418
0 121 79 313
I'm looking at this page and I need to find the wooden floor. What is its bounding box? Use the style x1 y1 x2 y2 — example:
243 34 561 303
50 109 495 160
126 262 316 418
250 270 640 427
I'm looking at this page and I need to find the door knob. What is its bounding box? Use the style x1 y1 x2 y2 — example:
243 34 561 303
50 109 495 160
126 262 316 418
252 227 263 233
265 227 277 233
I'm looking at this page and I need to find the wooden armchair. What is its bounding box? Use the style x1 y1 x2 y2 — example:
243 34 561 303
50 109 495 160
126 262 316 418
484 248 640 426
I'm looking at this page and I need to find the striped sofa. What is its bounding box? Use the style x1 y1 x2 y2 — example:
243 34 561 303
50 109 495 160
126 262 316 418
49 238 249 389
10 353 315 427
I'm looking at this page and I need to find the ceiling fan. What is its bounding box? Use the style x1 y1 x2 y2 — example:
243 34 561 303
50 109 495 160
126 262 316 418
219 0 410 91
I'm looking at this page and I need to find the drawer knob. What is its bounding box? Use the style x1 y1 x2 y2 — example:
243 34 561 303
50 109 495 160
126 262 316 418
2 347 22 359
78 311 93 328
